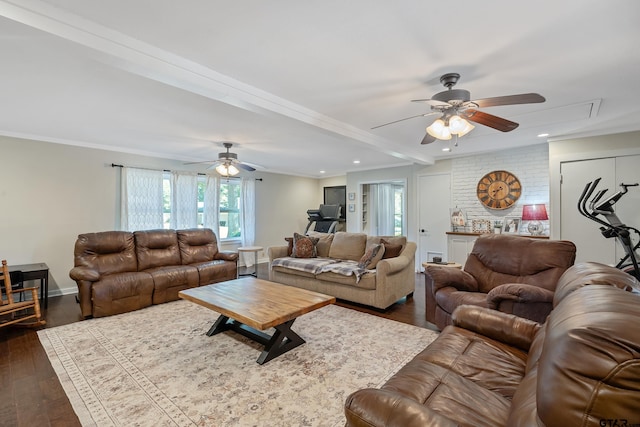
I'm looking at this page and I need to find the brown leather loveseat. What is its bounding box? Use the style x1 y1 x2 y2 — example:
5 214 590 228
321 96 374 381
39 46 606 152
70 228 237 318
345 262 640 426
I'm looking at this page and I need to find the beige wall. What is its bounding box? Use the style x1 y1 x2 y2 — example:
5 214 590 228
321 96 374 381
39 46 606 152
0 136 327 295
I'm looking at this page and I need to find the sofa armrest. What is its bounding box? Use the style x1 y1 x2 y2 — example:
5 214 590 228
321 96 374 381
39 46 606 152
451 305 541 352
215 251 238 262
268 246 288 262
425 265 478 292
69 266 100 282
486 283 555 309
345 388 459 427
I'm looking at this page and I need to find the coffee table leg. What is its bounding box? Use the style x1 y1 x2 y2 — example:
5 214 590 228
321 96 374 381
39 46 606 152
257 319 305 365
206 315 231 336
205 315 306 364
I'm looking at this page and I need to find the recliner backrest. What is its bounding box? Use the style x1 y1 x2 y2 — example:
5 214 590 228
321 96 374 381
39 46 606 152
134 229 181 270
73 231 138 275
176 228 219 264
464 234 576 293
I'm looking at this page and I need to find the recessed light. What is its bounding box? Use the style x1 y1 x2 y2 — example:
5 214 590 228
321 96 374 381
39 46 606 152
319 170 326 174
442 147 451 152
353 160 360 164
537 133 549 138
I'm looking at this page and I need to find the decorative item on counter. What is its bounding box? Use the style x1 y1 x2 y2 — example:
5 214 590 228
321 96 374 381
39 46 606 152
522 204 549 235
493 221 503 234
503 216 521 234
472 219 492 234
450 208 466 232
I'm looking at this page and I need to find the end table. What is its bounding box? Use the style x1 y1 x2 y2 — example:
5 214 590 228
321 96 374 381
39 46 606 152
237 246 263 278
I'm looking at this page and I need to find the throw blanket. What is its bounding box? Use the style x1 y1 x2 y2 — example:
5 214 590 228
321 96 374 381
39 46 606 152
271 257 339 274
271 257 369 282
317 260 369 283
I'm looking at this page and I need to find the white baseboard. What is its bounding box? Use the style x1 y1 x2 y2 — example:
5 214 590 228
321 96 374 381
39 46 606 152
49 286 78 297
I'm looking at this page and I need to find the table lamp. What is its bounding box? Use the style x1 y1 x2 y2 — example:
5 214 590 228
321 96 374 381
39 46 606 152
522 204 548 235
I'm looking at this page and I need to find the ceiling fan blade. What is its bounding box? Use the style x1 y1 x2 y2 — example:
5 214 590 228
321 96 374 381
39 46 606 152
184 160 217 165
237 163 256 172
420 133 436 145
462 109 519 132
468 93 545 108
410 99 451 107
371 112 438 129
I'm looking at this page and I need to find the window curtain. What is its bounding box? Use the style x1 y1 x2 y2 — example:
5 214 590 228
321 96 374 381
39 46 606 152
203 174 220 236
370 183 395 236
170 171 198 229
240 178 256 267
120 167 164 231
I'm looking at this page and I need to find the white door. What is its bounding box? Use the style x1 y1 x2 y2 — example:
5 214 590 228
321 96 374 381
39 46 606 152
560 158 616 264
418 173 451 270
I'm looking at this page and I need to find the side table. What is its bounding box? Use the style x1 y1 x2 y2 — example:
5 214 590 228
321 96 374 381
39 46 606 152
237 246 263 278
422 261 462 327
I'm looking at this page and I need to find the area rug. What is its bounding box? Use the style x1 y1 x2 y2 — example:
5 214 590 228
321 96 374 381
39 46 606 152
38 300 437 427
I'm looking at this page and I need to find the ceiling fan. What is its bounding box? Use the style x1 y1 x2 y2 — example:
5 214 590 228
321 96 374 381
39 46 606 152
372 73 545 145
186 142 256 175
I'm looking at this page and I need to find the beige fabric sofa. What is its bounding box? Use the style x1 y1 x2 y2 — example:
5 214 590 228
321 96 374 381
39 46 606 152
268 232 416 309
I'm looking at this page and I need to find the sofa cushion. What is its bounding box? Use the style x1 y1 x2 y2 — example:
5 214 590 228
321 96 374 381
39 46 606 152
358 244 385 269
307 231 335 257
329 232 367 261
73 231 138 275
191 260 237 285
91 271 154 317
177 228 219 264
292 232 319 258
134 229 181 271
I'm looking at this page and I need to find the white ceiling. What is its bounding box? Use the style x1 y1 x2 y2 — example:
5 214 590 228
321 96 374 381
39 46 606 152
1 0 639 177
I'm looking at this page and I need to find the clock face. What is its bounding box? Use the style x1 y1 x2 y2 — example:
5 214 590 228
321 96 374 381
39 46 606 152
476 170 522 210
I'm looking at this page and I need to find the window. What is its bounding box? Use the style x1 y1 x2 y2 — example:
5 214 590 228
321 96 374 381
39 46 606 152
219 179 241 239
159 173 242 240
122 167 252 244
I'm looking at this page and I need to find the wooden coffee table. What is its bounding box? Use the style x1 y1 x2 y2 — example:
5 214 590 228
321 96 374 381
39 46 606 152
178 277 335 364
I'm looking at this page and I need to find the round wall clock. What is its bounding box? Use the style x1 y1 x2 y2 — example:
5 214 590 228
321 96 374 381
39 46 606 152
476 170 522 210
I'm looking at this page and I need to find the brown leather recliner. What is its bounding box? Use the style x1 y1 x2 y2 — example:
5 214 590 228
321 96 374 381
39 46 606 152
345 262 640 426
425 234 576 330
70 228 238 318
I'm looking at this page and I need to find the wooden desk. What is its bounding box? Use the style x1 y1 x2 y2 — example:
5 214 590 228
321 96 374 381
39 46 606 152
6 263 49 308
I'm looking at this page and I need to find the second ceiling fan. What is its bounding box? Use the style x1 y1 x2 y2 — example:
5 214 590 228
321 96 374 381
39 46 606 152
372 73 545 145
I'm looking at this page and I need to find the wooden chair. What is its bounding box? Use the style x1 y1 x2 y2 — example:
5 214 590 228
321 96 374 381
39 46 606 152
0 259 46 328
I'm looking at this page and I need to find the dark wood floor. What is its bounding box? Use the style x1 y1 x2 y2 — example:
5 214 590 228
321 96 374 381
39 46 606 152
0 265 433 427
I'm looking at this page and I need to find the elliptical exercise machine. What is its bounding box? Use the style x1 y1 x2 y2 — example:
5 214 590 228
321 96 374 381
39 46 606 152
578 177 640 279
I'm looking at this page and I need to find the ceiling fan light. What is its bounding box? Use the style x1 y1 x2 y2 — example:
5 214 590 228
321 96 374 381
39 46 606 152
426 119 451 140
215 163 240 176
456 119 475 137
448 115 475 136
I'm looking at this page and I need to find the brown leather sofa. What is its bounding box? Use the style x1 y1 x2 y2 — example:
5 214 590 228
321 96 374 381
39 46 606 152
69 228 238 318
425 234 576 330
345 262 640 426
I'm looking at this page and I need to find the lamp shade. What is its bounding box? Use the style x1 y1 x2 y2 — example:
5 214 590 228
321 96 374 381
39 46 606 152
521 204 548 221
215 163 240 177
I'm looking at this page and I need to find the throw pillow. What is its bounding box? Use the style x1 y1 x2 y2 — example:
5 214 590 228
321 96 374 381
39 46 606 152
358 244 385 269
307 231 334 257
284 237 294 256
381 238 403 259
292 232 319 258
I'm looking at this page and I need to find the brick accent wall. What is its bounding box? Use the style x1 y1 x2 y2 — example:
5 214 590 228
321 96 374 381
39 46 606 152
451 144 549 232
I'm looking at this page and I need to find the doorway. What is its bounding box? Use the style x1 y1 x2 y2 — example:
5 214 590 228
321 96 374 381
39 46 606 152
418 173 451 270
